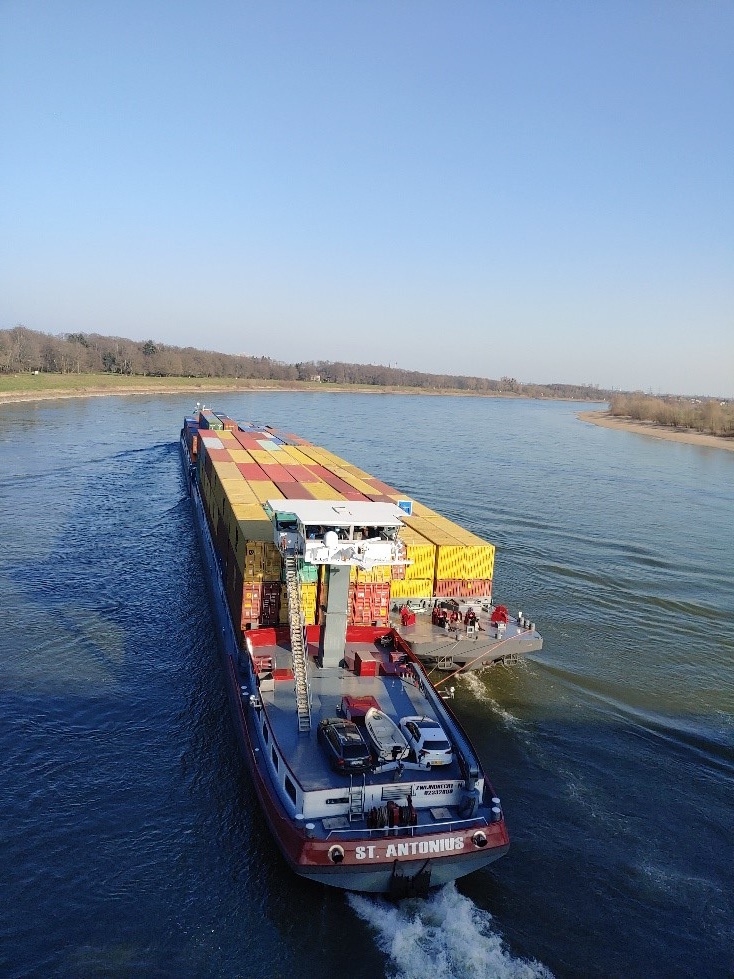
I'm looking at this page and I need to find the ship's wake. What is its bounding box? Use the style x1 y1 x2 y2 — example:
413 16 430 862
458 673 522 729
348 883 553 979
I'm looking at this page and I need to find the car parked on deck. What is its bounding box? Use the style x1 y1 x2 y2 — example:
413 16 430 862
399 715 453 767
317 717 373 773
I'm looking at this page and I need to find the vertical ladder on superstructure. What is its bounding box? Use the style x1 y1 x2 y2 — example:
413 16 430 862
348 774 365 822
284 554 312 733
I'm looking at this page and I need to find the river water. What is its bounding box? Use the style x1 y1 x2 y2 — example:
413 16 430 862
0 393 731 979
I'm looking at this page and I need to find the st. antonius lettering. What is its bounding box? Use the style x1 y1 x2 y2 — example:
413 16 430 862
354 837 465 860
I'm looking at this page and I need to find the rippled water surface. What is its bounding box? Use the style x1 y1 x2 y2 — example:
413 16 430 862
1 393 732 978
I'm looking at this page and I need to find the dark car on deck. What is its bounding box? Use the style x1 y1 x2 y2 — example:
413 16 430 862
317 717 373 774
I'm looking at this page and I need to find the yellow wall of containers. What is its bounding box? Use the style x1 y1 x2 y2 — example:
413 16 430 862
197 418 496 642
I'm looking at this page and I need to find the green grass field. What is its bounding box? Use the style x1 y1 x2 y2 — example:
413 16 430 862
0 372 495 400
0 373 328 398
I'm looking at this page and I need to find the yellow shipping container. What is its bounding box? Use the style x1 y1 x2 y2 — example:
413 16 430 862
237 539 282 580
250 481 284 503
457 530 488 549
280 446 312 465
340 475 376 495
349 565 392 583
389 578 433 600
213 478 226 514
402 515 438 536
249 448 286 464
223 481 258 504
292 446 321 463
320 453 350 469
226 498 263 550
303 482 346 500
300 581 318 606
426 514 459 531
462 544 495 580
263 546 282 580
342 465 371 479
435 544 466 580
211 461 241 482
229 449 254 464
233 519 275 570
406 523 459 547
231 502 269 520
407 501 435 517
405 542 436 580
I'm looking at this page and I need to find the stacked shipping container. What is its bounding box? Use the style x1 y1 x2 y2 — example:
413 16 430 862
191 414 496 646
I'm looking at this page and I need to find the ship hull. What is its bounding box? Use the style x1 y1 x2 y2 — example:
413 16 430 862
180 426 511 895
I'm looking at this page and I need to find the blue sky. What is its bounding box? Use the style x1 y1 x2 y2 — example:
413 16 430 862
1 1 731 396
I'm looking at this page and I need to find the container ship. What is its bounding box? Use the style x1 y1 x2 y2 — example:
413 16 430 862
180 408 541 897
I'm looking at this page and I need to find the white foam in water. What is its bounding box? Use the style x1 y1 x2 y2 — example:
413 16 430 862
348 883 553 979
459 674 520 729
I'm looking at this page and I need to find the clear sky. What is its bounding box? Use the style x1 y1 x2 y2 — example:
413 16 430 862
1 1 732 397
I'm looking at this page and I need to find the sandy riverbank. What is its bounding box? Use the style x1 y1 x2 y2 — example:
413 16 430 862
578 410 734 453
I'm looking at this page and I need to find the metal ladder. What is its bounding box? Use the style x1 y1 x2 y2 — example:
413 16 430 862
348 774 365 822
284 554 312 733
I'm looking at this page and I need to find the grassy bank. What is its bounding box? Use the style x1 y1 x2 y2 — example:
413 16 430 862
0 372 530 404
0 373 317 398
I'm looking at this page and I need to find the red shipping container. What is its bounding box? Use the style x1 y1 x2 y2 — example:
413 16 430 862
280 464 316 483
434 579 463 598
236 462 270 481
274 480 314 500
259 463 291 483
355 651 378 676
460 579 493 599
364 477 399 495
206 449 232 462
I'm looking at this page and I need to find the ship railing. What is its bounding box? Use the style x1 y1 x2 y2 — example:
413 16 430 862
317 814 492 841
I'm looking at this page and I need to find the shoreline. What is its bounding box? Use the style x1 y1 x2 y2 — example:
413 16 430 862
0 378 577 406
578 410 734 453
0 382 314 405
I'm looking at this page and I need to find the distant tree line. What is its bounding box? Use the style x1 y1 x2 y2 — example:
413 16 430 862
610 393 734 438
0 324 677 405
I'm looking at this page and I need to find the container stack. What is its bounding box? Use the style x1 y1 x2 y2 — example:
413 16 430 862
349 582 391 627
190 413 497 644
183 417 200 460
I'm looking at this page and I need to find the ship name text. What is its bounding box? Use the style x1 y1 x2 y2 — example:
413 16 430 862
355 837 465 860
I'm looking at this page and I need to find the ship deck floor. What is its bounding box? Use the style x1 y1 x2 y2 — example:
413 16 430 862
252 640 463 792
392 612 543 663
